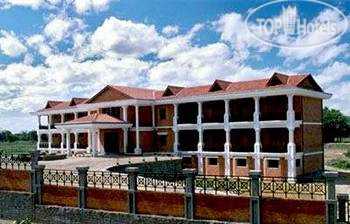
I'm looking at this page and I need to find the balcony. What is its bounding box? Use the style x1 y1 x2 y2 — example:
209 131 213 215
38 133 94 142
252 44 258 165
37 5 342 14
39 124 56 129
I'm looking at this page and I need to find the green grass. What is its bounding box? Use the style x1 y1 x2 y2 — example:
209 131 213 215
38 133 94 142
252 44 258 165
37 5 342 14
0 141 36 155
345 149 350 158
329 159 350 170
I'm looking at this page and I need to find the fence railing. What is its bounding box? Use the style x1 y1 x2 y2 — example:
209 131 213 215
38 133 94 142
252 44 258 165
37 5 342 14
43 169 79 186
87 171 129 190
137 173 186 193
0 154 31 170
338 194 350 223
195 175 251 196
260 176 327 200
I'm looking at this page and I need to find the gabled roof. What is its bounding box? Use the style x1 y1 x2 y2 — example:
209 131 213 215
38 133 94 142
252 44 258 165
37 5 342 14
45 101 64 109
209 80 232 92
65 113 126 124
37 73 327 113
162 85 184 96
69 98 88 106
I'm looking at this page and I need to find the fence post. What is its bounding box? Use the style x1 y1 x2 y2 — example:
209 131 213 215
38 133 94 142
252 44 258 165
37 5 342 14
34 165 45 205
324 171 338 224
77 166 89 208
30 151 39 194
337 193 349 223
249 170 261 224
126 167 139 214
183 168 197 220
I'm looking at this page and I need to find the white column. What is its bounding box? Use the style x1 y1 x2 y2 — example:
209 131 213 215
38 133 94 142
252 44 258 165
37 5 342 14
48 115 52 153
122 105 128 121
60 132 65 150
134 105 142 154
254 97 262 171
152 105 156 128
74 112 78 120
287 95 296 179
97 129 101 154
197 102 204 175
87 129 91 153
60 114 64 123
38 115 42 128
224 99 231 176
74 132 78 150
66 130 71 156
37 131 41 150
173 104 179 155
123 128 128 154
91 128 97 157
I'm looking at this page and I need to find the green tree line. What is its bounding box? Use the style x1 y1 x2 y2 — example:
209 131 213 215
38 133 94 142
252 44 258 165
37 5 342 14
0 130 37 142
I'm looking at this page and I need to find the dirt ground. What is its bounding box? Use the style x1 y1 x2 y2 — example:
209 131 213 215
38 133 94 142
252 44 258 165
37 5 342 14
324 147 350 195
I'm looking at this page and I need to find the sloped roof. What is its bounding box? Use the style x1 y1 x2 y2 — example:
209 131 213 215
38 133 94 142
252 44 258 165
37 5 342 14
65 113 126 124
38 73 325 112
69 98 88 106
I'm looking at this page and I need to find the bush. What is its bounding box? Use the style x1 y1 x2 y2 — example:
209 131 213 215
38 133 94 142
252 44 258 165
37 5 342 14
14 218 32 224
330 159 350 170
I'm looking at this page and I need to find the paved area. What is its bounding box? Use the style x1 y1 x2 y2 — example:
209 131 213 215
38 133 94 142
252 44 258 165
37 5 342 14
39 155 179 171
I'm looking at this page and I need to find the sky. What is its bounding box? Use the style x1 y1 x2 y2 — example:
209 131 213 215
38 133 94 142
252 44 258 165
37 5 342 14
0 0 349 133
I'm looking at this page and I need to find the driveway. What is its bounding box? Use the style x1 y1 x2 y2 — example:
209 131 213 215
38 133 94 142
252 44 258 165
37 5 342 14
39 155 178 171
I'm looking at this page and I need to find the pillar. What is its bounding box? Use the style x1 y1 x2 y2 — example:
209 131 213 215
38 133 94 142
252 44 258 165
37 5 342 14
74 112 78 120
122 105 128 121
152 105 155 128
224 99 231 176
197 102 204 175
34 165 45 205
134 105 142 154
60 113 64 123
183 168 197 220
337 194 349 223
74 132 78 150
48 115 52 153
287 95 296 179
38 115 41 128
97 129 101 154
254 97 262 171
126 167 139 214
37 132 41 150
250 170 261 224
324 171 338 224
66 130 71 156
123 128 128 154
77 166 89 208
60 132 65 150
87 129 91 153
173 103 179 155
30 151 39 196
91 129 97 157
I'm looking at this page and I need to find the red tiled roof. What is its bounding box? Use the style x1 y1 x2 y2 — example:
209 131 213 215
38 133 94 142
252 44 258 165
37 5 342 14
65 113 126 124
38 73 322 112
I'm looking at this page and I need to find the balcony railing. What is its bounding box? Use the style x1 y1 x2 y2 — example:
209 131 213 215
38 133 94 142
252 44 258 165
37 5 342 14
39 124 56 129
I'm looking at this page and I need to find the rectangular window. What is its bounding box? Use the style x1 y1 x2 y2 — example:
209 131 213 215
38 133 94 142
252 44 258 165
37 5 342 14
236 158 247 167
159 108 166 120
208 158 218 165
160 135 167 146
296 159 301 167
267 160 279 168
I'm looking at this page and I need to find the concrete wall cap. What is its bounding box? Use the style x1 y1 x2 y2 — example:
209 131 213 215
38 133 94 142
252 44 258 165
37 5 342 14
126 167 139 173
337 193 349 200
323 171 338 178
249 170 261 176
183 168 198 175
76 166 89 171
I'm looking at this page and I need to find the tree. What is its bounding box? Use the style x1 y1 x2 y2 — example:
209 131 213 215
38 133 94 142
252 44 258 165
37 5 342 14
323 107 350 142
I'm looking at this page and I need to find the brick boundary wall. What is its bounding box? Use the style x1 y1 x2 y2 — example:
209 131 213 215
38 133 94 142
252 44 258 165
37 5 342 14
0 191 231 224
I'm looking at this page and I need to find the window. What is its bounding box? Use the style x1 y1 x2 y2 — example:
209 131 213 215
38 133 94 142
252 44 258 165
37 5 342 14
208 158 218 165
296 159 301 167
159 108 166 120
160 135 167 146
267 160 279 168
236 158 247 167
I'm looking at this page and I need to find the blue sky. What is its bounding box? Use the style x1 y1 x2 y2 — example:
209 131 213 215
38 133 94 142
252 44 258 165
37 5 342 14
0 0 349 132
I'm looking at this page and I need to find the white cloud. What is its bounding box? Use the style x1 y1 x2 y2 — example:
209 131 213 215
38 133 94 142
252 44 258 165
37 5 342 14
0 30 27 57
27 34 52 57
72 0 110 14
0 0 44 9
87 17 164 58
315 61 350 86
162 25 179 37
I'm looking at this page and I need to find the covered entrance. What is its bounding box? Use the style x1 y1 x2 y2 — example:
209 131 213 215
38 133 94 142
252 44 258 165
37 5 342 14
56 113 132 157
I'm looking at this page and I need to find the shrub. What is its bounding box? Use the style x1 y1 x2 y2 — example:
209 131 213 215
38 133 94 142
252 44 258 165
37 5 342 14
330 159 350 170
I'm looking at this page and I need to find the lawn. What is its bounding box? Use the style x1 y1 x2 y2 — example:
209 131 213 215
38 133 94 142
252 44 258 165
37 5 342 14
0 141 36 155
